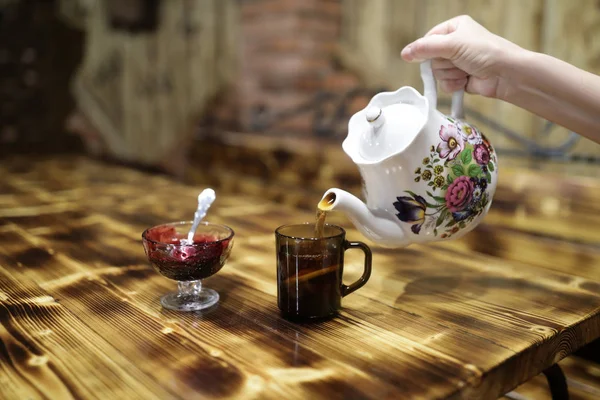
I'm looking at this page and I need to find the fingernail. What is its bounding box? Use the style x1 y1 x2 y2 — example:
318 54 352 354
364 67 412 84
401 44 425 63
401 45 413 60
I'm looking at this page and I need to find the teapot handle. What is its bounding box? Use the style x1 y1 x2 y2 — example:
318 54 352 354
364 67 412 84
420 60 465 120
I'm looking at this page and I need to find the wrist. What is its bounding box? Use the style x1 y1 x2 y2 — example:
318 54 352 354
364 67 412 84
496 46 536 102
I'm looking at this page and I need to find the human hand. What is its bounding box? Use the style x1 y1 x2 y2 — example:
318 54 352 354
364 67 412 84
401 15 524 99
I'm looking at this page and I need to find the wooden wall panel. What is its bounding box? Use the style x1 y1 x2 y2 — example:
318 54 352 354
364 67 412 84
462 0 545 151
70 0 238 166
339 0 600 156
541 0 600 155
339 0 421 89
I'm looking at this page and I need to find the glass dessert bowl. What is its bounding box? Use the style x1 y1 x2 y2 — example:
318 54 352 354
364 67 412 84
142 221 234 311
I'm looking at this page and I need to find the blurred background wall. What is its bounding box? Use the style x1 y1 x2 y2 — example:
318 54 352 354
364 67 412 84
0 0 84 156
2 0 600 196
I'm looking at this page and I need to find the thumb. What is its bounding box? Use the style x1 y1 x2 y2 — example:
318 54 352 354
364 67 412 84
401 34 458 62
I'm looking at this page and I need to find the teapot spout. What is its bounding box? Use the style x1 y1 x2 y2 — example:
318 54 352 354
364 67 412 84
319 189 408 248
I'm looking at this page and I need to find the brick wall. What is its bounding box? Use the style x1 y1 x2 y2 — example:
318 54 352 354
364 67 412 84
205 0 366 137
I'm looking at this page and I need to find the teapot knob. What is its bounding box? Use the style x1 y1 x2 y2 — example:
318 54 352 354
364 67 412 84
366 106 385 130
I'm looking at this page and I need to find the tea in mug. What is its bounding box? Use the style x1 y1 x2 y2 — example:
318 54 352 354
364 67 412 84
276 221 372 321
277 239 342 319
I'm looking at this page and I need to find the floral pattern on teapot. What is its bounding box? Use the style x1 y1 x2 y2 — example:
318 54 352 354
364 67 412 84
393 117 497 238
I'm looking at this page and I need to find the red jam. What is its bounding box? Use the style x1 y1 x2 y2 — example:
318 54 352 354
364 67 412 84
143 226 231 281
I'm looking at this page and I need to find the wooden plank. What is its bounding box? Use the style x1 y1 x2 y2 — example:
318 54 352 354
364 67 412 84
0 266 175 399
338 0 422 88
0 207 488 398
0 326 44 400
0 200 532 399
230 219 600 347
103 267 503 398
541 0 600 156
0 216 406 398
98 252 599 400
70 1 238 165
2 155 600 399
436 224 600 282
106 205 600 398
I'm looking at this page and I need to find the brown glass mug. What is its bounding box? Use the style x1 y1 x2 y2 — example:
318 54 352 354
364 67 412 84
275 223 372 321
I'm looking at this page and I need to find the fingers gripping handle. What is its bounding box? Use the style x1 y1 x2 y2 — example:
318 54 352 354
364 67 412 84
420 60 465 120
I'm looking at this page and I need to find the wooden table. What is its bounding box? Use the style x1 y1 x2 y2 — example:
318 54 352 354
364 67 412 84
0 156 599 400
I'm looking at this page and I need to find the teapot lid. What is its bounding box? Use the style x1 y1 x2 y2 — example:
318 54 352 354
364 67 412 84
343 87 429 165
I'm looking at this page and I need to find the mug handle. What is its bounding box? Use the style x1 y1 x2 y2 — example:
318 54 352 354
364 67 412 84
341 241 372 297
420 59 465 120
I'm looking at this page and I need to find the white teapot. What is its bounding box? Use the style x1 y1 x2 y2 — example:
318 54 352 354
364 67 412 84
320 61 498 248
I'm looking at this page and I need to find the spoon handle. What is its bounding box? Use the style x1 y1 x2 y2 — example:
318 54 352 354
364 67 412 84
185 189 216 243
